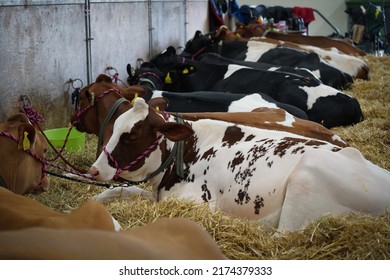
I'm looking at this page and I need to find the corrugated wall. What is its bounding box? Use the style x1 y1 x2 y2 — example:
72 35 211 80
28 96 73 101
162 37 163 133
0 0 209 128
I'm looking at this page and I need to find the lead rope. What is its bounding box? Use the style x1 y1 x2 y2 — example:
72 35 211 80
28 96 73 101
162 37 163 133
175 114 185 178
21 98 86 174
96 97 128 159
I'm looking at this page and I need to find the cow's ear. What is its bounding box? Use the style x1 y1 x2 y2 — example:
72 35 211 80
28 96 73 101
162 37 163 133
158 122 193 142
194 30 202 38
122 85 147 100
127 64 134 76
95 74 112 83
17 123 36 150
166 46 177 55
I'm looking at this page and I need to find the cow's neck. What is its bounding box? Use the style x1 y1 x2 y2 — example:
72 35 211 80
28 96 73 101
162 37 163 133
151 115 195 197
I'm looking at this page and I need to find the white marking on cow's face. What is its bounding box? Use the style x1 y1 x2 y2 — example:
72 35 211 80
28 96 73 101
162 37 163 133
224 64 250 79
245 41 275 62
300 85 341 110
228 94 278 112
91 98 151 181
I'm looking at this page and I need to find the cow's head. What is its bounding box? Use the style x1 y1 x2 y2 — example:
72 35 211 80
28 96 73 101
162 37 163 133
71 74 124 134
127 62 165 90
234 22 268 38
0 113 49 195
89 98 193 182
149 46 180 75
182 30 220 58
70 74 148 136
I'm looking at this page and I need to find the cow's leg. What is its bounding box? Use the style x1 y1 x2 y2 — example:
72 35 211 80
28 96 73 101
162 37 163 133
278 147 390 232
92 186 155 202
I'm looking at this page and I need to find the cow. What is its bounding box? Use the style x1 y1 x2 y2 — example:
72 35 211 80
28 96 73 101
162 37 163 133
217 40 354 89
181 28 363 86
145 50 363 128
234 23 367 57
0 113 49 195
248 37 369 80
0 218 225 259
0 187 121 231
125 66 308 119
213 26 369 80
89 98 390 232
71 75 349 150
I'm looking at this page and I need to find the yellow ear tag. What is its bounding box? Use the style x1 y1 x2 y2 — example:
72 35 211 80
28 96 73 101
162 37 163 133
155 106 160 111
182 68 189 74
131 93 138 104
375 8 380 18
190 66 194 71
18 131 31 151
165 73 172 84
90 92 95 106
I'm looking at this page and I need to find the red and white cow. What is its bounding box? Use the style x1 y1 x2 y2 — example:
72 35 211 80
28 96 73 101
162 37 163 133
215 26 369 80
0 113 49 194
234 23 367 57
89 98 390 231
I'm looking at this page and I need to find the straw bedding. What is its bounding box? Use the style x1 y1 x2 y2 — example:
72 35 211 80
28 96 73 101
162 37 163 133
29 55 390 260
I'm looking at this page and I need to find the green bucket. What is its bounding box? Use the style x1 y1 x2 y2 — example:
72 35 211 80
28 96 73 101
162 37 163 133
44 128 86 151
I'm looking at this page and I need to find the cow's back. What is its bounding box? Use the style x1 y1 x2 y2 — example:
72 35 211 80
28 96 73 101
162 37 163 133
0 218 225 259
0 188 117 231
279 147 390 231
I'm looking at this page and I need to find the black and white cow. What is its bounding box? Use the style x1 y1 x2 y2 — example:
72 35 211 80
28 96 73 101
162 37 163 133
218 40 355 90
180 30 363 88
89 98 390 231
143 50 363 128
126 62 308 119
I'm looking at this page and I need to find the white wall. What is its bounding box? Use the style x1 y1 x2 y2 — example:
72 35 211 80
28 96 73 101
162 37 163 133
236 0 349 36
0 0 209 128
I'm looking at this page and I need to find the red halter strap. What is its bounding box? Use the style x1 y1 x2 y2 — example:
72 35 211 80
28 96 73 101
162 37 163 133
103 135 163 181
71 88 121 127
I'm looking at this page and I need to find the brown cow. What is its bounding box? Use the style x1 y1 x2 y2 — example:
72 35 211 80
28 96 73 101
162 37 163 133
0 113 49 194
71 75 349 149
0 187 224 259
0 218 226 259
234 22 367 57
0 188 120 231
